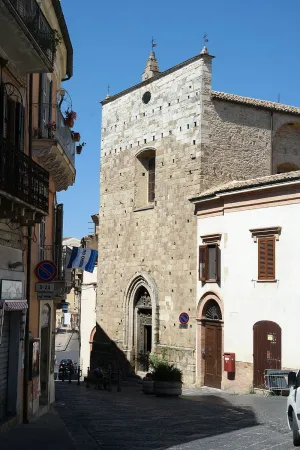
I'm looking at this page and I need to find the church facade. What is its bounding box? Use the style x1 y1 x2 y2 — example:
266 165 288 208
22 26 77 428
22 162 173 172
96 45 300 385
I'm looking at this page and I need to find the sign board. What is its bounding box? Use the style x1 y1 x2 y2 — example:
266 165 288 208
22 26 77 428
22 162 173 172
179 312 189 325
35 260 57 282
35 283 54 293
37 292 54 300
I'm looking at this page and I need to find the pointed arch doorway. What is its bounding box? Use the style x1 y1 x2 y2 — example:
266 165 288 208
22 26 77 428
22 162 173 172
123 272 159 372
134 288 152 371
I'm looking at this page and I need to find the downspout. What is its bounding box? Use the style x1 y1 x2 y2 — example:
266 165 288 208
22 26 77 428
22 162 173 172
23 73 33 424
270 111 274 174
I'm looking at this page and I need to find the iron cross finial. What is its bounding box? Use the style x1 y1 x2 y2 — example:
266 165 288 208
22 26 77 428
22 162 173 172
151 36 157 51
203 33 209 44
107 84 110 95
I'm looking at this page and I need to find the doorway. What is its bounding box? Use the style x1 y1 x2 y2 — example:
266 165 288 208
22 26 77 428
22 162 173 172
134 288 152 371
199 298 223 389
40 304 51 404
253 320 281 388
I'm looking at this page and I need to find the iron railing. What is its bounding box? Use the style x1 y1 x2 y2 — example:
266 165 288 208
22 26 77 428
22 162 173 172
0 137 49 213
8 0 55 66
33 104 75 168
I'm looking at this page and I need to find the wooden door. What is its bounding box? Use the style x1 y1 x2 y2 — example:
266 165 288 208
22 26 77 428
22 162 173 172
253 321 281 388
204 323 222 388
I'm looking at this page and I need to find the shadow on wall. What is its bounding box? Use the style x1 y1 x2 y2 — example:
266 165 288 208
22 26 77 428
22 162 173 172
89 323 132 375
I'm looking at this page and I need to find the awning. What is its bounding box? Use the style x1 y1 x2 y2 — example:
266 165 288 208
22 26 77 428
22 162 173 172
0 300 28 311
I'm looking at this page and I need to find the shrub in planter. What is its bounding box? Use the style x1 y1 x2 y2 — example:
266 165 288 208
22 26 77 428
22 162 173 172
142 372 154 395
152 361 182 396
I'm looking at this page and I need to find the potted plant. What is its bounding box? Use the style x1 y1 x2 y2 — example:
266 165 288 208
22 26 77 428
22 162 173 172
72 132 81 142
64 110 77 128
76 142 86 155
152 361 182 396
142 372 154 395
45 121 57 138
33 127 42 139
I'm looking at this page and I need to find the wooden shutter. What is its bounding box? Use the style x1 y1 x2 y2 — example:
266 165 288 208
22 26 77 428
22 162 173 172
48 80 52 123
15 102 25 152
258 237 275 280
199 245 207 281
0 84 7 138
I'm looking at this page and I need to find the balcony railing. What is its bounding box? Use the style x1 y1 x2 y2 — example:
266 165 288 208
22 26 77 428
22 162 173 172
34 104 75 167
8 0 55 66
0 137 49 213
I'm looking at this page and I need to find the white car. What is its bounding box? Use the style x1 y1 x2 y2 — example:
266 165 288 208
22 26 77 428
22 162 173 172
287 371 300 446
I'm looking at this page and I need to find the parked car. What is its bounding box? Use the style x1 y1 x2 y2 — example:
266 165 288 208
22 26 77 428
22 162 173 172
287 371 300 446
58 359 74 380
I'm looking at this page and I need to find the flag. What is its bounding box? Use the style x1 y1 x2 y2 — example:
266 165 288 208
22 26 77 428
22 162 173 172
67 247 98 273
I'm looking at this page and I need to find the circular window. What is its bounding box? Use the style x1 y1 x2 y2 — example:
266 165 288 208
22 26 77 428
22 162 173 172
142 91 151 104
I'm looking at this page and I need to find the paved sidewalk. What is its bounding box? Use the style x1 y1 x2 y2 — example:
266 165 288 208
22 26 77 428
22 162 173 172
0 408 76 450
0 381 293 449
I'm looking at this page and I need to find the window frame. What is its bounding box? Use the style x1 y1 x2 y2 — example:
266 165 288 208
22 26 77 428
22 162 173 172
257 236 276 281
148 155 155 203
198 243 219 283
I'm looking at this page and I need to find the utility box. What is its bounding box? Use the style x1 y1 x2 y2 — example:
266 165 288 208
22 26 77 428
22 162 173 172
224 352 235 372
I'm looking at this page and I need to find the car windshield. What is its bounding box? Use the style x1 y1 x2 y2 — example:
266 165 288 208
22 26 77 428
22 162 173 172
61 359 72 364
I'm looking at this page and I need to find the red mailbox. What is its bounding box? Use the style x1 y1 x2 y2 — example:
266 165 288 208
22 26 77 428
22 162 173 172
224 352 235 372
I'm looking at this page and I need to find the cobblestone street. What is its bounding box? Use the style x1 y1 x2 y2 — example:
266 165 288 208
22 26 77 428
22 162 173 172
0 381 294 449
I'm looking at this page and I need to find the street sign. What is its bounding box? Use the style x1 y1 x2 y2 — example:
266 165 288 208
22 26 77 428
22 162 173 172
37 292 54 300
179 312 189 325
35 283 55 293
35 260 57 282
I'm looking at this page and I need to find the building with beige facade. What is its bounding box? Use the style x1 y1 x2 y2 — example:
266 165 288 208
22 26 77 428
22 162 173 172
191 171 300 392
96 44 300 386
0 0 81 428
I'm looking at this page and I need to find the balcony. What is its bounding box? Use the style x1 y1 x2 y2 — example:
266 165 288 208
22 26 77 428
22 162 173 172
0 0 55 73
32 105 76 192
0 136 49 224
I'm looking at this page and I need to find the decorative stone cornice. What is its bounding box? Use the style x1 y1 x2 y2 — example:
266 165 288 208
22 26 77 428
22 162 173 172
33 140 75 192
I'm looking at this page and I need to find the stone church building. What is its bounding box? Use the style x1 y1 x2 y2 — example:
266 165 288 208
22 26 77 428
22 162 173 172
96 45 300 386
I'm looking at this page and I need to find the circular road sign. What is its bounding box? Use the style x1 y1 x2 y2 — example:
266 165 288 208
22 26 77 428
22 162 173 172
179 312 189 325
35 260 57 282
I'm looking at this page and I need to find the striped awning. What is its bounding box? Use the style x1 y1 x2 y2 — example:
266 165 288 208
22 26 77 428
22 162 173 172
0 300 28 310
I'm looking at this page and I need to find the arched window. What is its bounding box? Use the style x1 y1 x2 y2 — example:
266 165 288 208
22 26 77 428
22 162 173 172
135 148 156 208
276 162 299 174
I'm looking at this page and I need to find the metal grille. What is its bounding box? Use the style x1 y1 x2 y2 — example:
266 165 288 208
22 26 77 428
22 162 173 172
0 136 49 213
8 0 55 66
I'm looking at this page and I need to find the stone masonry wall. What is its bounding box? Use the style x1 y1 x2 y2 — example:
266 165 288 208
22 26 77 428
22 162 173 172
97 52 300 386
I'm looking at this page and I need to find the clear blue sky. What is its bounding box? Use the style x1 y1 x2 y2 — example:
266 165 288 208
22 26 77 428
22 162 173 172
58 0 300 238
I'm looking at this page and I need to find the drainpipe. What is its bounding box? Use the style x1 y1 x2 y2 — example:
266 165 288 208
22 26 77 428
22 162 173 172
23 73 33 424
270 111 274 174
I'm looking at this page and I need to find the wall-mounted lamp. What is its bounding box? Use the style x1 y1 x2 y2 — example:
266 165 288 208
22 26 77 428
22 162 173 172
9 261 24 270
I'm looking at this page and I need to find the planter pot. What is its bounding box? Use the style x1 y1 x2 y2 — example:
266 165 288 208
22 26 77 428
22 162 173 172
154 381 182 397
76 145 82 155
64 117 74 128
142 380 154 395
72 132 81 142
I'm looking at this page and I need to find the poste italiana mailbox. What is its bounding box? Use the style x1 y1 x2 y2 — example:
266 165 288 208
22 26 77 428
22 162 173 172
223 352 235 373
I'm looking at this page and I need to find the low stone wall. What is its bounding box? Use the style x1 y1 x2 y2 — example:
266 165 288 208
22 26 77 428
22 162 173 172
222 361 253 394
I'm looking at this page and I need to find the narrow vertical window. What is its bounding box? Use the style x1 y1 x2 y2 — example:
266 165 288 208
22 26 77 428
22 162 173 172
258 237 275 280
148 156 155 202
